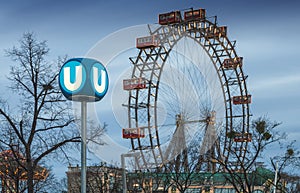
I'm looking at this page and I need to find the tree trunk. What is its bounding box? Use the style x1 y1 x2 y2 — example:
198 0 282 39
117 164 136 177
26 149 34 193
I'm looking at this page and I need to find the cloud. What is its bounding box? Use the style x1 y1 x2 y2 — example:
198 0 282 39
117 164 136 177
251 74 300 93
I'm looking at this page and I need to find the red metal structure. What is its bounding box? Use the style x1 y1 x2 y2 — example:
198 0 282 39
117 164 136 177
159 11 181 25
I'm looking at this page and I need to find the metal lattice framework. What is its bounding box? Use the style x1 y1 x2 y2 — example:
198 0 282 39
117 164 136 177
125 10 251 171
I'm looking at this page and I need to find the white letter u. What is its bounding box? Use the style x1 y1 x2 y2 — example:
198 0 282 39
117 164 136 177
93 67 106 94
63 65 83 92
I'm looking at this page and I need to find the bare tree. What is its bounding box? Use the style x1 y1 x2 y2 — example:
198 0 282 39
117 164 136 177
161 146 204 193
67 163 122 193
150 171 172 193
280 173 300 193
268 141 300 193
0 32 103 192
216 116 299 193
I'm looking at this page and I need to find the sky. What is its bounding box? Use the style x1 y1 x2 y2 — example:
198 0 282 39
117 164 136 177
1 0 300 178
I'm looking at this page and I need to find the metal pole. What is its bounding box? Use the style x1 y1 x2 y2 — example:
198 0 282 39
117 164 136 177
121 154 127 193
81 101 87 193
121 152 140 193
273 161 278 193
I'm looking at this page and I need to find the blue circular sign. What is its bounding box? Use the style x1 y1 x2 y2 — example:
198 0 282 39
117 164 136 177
59 58 109 102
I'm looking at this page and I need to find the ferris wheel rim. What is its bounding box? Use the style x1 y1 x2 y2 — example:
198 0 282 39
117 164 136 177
127 15 251 170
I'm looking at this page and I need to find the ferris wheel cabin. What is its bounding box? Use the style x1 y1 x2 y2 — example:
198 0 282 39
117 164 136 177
123 77 147 90
184 8 206 21
136 35 159 49
159 11 182 25
232 95 252 105
222 57 243 69
122 128 145 139
233 132 252 142
205 26 227 39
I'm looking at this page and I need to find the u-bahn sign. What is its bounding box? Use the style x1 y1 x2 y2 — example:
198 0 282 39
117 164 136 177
59 58 109 102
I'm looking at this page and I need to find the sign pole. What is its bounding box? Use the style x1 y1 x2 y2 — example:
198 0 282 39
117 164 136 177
58 58 109 193
81 101 87 193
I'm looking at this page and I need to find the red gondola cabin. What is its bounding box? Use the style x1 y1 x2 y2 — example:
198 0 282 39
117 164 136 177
122 128 145 139
223 57 243 69
233 133 252 142
184 9 206 21
136 35 159 49
205 26 227 39
159 11 182 25
232 95 252 105
123 78 147 90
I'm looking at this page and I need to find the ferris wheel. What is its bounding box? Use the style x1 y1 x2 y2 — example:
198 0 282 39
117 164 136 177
122 8 252 172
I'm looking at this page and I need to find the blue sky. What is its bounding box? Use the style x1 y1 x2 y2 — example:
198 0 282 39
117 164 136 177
1 0 300 177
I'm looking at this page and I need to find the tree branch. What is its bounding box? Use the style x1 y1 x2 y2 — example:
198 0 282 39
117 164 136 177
34 137 81 166
0 108 27 146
